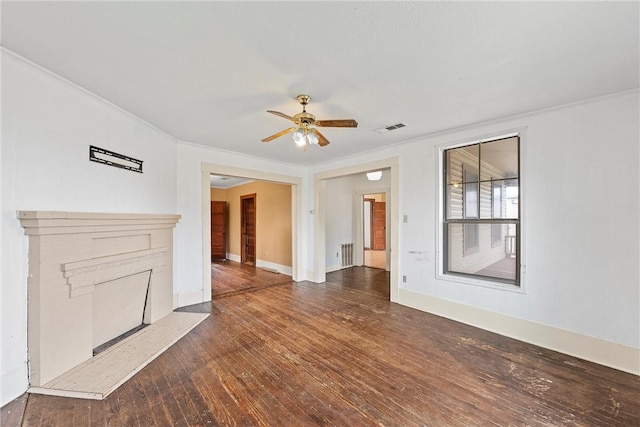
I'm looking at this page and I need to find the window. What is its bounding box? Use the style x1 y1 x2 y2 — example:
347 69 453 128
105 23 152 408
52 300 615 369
443 135 520 285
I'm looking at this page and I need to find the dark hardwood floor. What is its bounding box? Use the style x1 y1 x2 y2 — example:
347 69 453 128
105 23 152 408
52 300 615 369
0 394 27 427
5 266 639 426
211 260 292 299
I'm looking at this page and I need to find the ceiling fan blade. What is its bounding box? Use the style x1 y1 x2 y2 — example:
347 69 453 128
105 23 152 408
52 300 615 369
312 129 330 147
267 110 295 122
315 119 358 128
262 127 296 142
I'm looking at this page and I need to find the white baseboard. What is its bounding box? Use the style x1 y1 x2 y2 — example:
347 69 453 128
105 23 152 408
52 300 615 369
256 259 292 276
1 364 29 407
176 289 204 308
326 264 359 273
398 288 640 375
223 254 292 276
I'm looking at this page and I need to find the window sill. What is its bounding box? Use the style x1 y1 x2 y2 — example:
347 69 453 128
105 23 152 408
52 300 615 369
436 271 525 294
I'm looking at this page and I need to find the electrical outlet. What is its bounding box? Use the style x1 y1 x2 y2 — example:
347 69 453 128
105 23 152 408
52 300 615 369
402 275 407 283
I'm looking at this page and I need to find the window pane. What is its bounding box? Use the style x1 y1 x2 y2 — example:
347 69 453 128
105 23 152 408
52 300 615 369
463 164 478 219
446 144 478 185
480 137 518 180
446 183 463 219
505 179 519 219
480 178 518 219
463 223 479 255
447 223 518 283
480 181 492 219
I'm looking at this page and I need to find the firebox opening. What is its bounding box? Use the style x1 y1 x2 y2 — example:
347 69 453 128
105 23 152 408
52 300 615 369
92 270 153 351
92 269 153 356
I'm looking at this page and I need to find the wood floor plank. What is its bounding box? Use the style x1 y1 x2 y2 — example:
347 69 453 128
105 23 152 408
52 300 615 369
0 394 28 427
12 265 640 426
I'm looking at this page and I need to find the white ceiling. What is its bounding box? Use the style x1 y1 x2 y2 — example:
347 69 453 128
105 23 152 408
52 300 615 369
210 175 252 189
2 1 638 166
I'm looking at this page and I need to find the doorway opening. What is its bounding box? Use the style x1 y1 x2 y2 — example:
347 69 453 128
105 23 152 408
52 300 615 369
363 193 387 269
313 158 398 301
208 173 296 299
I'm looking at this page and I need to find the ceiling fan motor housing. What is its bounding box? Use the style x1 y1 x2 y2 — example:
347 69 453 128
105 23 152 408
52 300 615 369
294 111 315 125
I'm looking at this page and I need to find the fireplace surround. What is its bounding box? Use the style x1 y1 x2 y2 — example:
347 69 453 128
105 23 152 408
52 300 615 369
18 211 181 388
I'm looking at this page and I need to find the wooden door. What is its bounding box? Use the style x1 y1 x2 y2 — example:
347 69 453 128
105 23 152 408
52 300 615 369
211 201 227 260
372 201 386 250
241 194 256 265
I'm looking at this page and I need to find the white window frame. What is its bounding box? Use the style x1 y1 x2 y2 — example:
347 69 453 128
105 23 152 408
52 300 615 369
435 128 527 293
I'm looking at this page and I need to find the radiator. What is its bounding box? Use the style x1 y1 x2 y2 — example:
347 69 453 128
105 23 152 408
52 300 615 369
341 243 354 267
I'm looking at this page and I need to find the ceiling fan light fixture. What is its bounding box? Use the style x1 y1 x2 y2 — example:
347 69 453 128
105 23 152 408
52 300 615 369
293 126 319 147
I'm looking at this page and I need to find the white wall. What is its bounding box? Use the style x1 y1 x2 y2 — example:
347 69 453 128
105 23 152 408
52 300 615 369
325 175 356 271
1 51 178 405
401 90 639 347
313 90 639 372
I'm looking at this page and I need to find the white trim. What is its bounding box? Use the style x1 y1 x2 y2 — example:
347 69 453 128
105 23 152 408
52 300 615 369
434 128 527 293
255 259 293 277
226 253 241 263
399 289 640 376
201 170 213 303
176 289 204 308
201 162 303 304
314 157 400 302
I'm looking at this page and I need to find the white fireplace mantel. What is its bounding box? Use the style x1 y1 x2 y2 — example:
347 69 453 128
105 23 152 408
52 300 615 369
18 211 181 387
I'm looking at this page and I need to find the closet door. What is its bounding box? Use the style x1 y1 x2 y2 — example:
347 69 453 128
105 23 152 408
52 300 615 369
372 201 386 250
211 201 227 260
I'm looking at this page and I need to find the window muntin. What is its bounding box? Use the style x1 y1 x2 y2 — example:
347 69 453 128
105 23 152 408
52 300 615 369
443 135 520 286
491 180 503 247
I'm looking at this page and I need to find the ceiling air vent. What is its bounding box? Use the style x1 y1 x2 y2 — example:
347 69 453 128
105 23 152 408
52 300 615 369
374 122 407 134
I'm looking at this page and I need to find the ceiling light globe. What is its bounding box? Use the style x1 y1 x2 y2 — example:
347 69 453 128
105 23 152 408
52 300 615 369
307 131 319 145
292 128 306 147
366 171 383 181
